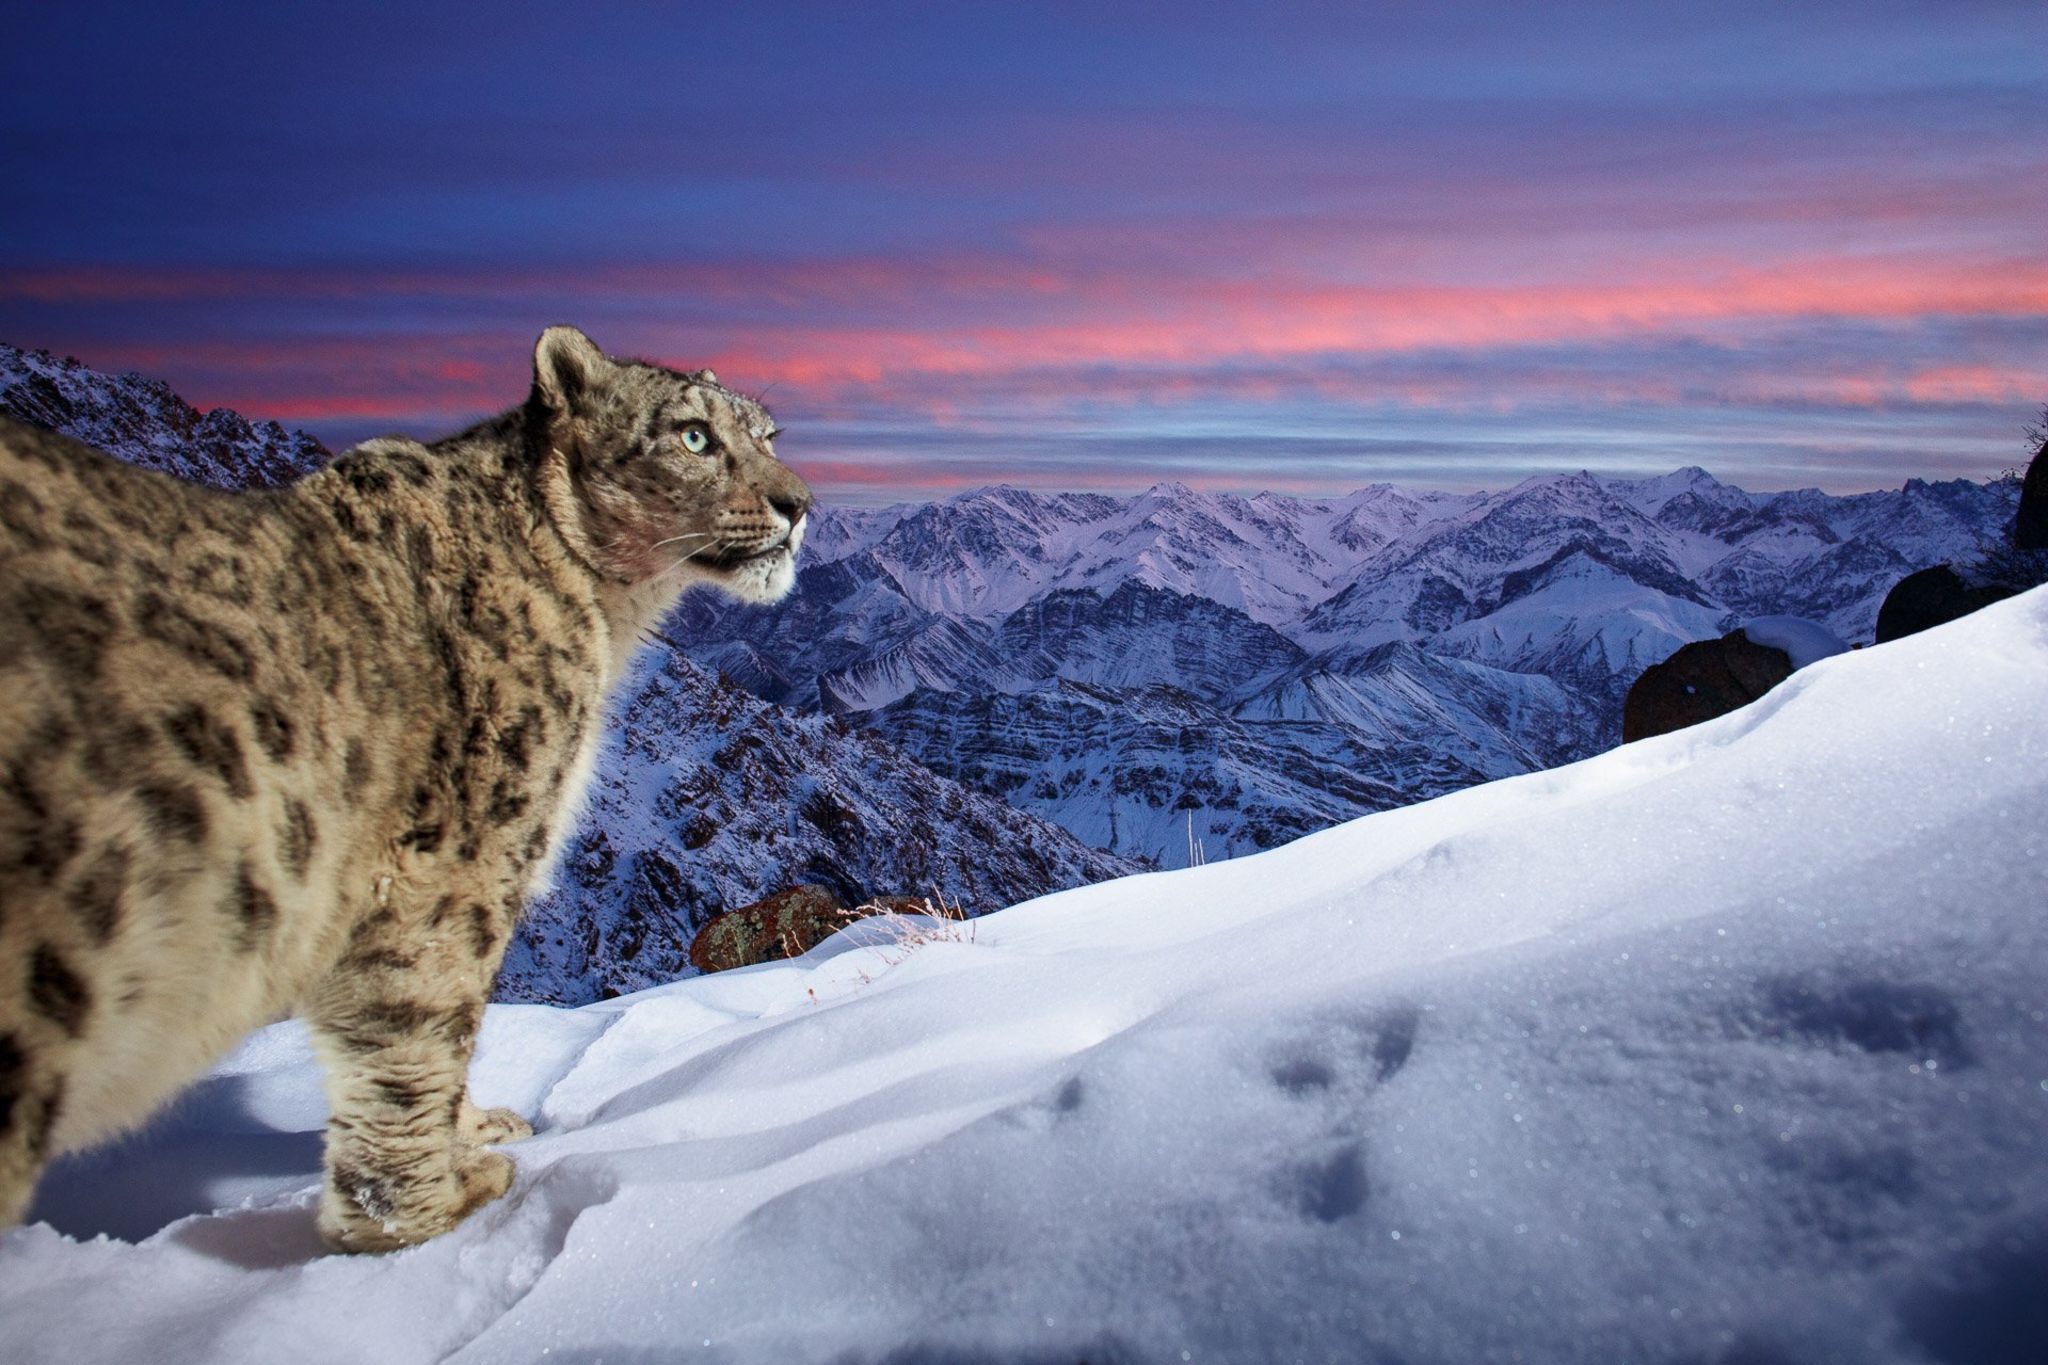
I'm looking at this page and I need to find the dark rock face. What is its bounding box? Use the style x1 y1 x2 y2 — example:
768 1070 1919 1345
2016 442 2048 552
1873 565 2018 645
1621 632 1794 742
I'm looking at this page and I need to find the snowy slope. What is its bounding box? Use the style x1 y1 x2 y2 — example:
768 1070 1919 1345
12 587 2047 1364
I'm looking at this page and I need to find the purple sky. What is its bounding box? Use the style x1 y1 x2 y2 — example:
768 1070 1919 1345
2 1 2043 502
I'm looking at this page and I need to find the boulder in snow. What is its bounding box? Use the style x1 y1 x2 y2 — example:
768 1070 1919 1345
1874 564 2017 644
1623 614 1844 742
690 885 852 973
687 886 940 973
1622 630 1794 742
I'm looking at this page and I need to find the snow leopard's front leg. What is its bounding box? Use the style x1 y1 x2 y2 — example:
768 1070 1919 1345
303 891 524 1253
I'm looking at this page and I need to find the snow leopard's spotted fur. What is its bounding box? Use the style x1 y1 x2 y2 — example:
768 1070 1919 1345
0 327 809 1251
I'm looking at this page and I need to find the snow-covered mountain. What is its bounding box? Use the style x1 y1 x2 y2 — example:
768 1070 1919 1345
1 343 1136 1002
500 651 1136 1004
682 467 2018 863
0 343 329 487
9 340 2018 926
16 586 2047 1364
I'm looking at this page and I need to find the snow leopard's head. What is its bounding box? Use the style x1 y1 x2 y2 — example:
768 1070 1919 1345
530 325 810 604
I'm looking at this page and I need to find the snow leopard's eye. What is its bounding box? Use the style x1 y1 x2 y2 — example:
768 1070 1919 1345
679 423 712 455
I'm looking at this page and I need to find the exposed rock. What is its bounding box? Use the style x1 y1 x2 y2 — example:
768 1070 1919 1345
1621 631 1793 742
2016 442 2048 552
687 886 942 973
1873 565 2017 644
688 885 852 974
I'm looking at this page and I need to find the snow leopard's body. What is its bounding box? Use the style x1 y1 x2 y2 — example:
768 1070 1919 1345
0 327 809 1250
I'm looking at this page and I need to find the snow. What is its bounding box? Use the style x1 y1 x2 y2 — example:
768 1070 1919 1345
680 472 2014 872
1433 551 1732 678
8 588 2048 1364
1741 614 1851 669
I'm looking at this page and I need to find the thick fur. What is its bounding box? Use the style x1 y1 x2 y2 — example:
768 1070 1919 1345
0 327 808 1251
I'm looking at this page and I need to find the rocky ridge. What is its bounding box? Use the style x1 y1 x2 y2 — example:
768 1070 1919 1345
1 342 328 487
499 650 1136 1001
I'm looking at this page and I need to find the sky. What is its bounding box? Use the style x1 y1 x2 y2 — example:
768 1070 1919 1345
1 1 2043 503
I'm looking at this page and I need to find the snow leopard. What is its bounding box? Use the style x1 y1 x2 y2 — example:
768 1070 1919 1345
0 326 810 1251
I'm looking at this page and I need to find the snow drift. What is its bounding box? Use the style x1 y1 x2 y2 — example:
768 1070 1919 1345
7 589 2048 1364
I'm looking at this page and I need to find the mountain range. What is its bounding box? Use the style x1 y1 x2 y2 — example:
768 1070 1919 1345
3 340 2020 989
676 470 2020 865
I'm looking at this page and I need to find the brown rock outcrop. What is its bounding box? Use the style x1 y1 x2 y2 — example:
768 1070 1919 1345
688 885 850 973
1622 632 1793 743
1872 565 2017 645
687 887 948 974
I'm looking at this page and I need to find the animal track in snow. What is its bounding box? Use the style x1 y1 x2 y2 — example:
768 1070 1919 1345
1282 1143 1370 1224
1742 974 1969 1068
1267 1004 1420 1099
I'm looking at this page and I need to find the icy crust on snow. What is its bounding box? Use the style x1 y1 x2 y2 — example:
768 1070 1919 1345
8 589 2048 1364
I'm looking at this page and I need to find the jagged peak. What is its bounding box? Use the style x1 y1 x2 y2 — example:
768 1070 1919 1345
1507 468 1595 490
2 338 329 488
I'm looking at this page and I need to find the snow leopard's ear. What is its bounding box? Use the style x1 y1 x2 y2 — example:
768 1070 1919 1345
532 325 612 415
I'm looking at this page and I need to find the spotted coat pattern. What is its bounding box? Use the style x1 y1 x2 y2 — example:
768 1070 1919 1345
0 326 809 1251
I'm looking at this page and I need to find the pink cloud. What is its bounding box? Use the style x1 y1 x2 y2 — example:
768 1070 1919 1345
16 248 2043 451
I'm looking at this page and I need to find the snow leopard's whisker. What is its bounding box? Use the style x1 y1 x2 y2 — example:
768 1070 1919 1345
650 532 716 552
658 537 734 577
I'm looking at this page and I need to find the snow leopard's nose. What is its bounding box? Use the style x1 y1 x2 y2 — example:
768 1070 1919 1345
770 488 809 525
766 472 811 527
